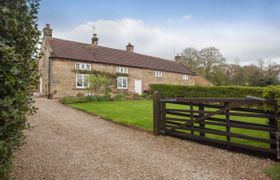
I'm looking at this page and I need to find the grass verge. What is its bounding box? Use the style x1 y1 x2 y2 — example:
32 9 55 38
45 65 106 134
265 163 280 180
69 100 270 148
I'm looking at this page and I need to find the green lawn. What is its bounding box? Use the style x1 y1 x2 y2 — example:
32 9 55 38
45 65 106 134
70 100 270 148
265 163 280 180
71 100 154 130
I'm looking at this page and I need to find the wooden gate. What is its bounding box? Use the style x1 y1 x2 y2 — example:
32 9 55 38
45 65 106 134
153 91 280 160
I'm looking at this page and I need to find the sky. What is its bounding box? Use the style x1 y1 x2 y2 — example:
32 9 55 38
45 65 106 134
38 0 280 65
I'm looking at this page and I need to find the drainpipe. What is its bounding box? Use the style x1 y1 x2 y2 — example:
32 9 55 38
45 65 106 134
48 56 51 99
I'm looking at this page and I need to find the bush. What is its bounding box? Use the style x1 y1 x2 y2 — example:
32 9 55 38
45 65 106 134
149 84 264 98
112 93 125 101
0 0 40 177
59 95 111 104
263 86 280 107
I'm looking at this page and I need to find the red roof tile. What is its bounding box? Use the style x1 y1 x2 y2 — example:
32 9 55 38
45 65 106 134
48 38 193 74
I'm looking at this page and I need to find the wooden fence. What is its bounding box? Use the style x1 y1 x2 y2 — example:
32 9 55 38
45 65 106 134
153 91 280 160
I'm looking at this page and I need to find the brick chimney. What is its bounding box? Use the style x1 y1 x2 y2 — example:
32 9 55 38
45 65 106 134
126 42 134 52
92 34 98 45
175 53 182 62
43 24 52 37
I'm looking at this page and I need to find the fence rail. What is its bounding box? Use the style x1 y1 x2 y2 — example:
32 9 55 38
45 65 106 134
153 91 280 160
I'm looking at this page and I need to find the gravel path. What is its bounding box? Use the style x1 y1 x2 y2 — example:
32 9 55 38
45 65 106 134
11 98 275 180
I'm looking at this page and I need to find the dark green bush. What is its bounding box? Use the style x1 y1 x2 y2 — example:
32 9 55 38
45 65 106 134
0 0 40 177
149 84 264 98
59 95 111 104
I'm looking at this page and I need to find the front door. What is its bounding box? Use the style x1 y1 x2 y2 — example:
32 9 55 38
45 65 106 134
134 79 142 95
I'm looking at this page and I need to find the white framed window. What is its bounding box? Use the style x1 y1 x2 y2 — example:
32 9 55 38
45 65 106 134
117 76 128 89
76 74 89 88
182 74 189 80
154 71 163 77
116 67 128 74
75 63 91 70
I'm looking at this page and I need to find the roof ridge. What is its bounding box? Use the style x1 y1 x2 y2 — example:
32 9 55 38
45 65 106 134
50 37 90 46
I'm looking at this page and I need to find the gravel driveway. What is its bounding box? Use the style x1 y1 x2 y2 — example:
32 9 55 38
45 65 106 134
11 98 275 180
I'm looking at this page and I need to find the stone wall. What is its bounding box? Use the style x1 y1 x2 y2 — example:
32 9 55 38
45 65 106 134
49 58 195 98
38 37 52 96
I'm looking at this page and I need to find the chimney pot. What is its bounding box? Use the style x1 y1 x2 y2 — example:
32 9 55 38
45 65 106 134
92 34 98 45
126 42 134 52
43 23 52 37
175 53 182 62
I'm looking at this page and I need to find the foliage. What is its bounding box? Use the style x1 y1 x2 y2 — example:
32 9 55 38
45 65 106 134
181 47 280 86
88 74 114 96
112 93 125 101
72 69 117 79
0 0 40 177
149 84 264 98
181 47 225 78
59 95 111 104
265 163 280 180
262 85 280 113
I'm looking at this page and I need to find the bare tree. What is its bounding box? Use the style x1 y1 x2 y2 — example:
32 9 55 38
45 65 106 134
181 48 200 74
199 47 225 78
181 47 225 79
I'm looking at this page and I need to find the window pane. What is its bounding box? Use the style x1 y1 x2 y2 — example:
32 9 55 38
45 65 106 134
123 78 127 87
117 78 122 87
86 64 91 70
84 75 89 87
76 63 80 69
77 75 83 87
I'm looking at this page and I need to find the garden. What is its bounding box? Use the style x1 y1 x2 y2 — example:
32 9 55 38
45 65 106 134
61 84 280 147
60 83 280 179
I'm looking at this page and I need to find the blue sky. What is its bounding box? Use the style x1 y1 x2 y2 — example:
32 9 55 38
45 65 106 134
38 0 280 64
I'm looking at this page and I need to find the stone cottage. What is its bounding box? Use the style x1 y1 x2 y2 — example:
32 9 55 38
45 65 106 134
39 24 207 98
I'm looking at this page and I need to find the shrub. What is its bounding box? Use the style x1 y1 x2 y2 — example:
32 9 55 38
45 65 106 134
88 74 114 96
112 93 125 101
149 84 264 98
59 95 111 104
263 86 280 109
0 0 40 177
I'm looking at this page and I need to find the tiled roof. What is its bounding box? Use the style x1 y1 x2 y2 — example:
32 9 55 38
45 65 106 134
48 38 193 74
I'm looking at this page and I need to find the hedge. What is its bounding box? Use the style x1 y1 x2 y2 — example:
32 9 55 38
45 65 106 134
149 84 264 98
0 0 40 177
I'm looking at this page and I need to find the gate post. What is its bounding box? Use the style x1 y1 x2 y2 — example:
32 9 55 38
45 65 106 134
269 103 279 159
153 91 161 135
268 105 278 151
198 104 205 137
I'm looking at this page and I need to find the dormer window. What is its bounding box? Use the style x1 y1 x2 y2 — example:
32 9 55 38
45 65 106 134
182 74 189 80
116 67 128 74
75 63 91 70
154 71 163 77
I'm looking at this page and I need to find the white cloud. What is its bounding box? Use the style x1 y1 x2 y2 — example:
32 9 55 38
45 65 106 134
53 18 280 64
